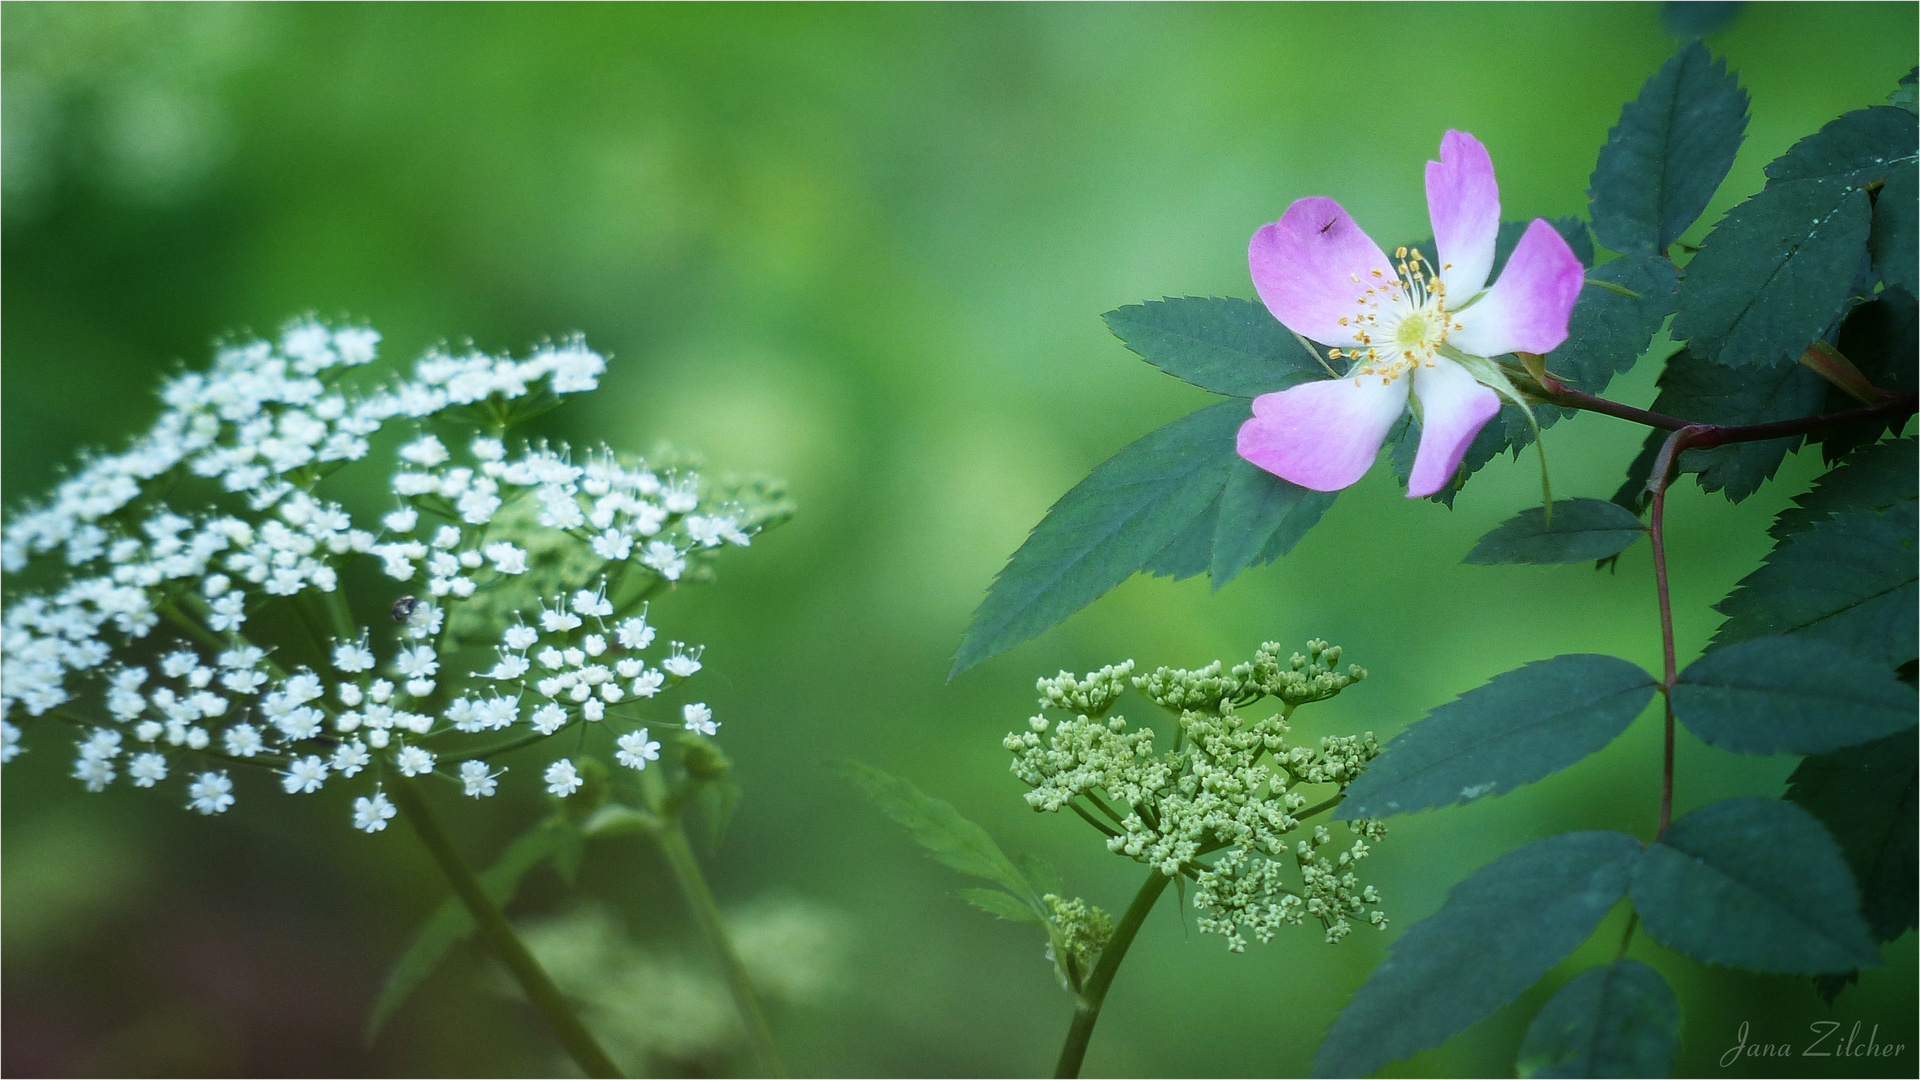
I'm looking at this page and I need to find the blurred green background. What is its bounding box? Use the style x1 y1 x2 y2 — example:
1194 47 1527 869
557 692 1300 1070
3 3 1914 1076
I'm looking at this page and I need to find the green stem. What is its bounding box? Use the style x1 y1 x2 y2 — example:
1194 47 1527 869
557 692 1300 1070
385 777 623 1079
655 815 788 1077
1054 867 1172 1079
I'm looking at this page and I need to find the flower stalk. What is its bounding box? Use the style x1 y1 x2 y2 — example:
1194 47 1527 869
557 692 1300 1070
386 776 624 1079
1054 868 1172 1079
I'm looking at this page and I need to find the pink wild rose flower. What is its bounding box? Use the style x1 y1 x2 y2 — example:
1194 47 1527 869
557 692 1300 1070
1236 130 1584 498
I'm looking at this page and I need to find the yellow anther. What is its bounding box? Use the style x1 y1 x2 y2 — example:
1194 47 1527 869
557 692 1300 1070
1369 269 1384 278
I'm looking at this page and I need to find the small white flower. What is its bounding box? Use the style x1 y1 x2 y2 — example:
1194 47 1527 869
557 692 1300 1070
484 542 529 575
532 703 569 735
399 435 450 467
630 670 665 698
582 698 606 721
502 624 539 651
394 745 437 777
395 645 439 678
540 609 582 634
333 640 376 673
282 755 329 794
331 740 370 777
544 758 583 797
590 529 633 561
72 755 116 791
431 525 463 550
128 752 168 788
405 678 436 698
662 643 703 678
383 507 419 533
221 668 268 695
615 728 661 771
582 634 607 657
682 702 719 736
488 653 531 681
337 682 365 706
470 436 505 461
1 721 22 763
615 616 656 651
537 647 565 670
188 771 236 815
223 723 264 757
354 790 397 832
459 760 503 798
570 588 612 618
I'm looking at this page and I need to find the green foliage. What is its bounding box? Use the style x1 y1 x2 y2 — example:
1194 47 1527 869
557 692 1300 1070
1588 42 1748 255
1103 296 1327 399
1516 960 1680 1079
838 760 1036 901
1311 831 1642 1079
367 816 583 1041
1208 458 1336 588
1770 436 1917 540
1661 1 1743 39
1464 499 1646 564
1818 288 1920 461
1546 255 1680 392
1870 164 1917 294
1669 635 1917 754
1673 105 1919 370
1629 797 1881 974
1626 347 1829 506
952 400 1245 675
1337 656 1656 819
1786 729 1919 947
1713 500 1919 667
959 887 1043 924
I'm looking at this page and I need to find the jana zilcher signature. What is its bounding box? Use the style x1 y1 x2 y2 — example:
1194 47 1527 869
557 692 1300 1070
1722 1020 1907 1067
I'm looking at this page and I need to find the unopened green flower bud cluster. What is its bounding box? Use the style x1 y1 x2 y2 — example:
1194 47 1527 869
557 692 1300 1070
1003 640 1387 951
1041 893 1114 990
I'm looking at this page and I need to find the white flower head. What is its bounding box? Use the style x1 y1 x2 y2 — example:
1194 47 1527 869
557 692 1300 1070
354 789 397 833
188 771 236 815
281 755 329 794
460 760 503 798
682 702 719 737
615 728 661 771
544 758 583 797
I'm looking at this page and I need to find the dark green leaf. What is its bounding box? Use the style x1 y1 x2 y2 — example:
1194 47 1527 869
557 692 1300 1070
1312 831 1643 1078
1103 296 1326 398
1764 106 1919 187
1516 960 1680 1079
1610 426 1666 518
1464 499 1647 564
1652 348 1829 502
1893 68 1919 115
1589 42 1749 254
1816 288 1919 462
1632 797 1881 973
1143 486 1220 580
1671 636 1917 754
1337 655 1657 819
1771 436 1917 541
367 817 578 1041
1209 458 1335 589
1786 728 1918 944
1714 501 1919 667
1871 164 1917 294
952 399 1244 676
838 760 1034 900
1661 0 1742 38
960 888 1043 924
1672 177 1871 369
1548 256 1680 392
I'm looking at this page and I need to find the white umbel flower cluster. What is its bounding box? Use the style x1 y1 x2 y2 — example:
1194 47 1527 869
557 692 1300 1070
2 318 786 831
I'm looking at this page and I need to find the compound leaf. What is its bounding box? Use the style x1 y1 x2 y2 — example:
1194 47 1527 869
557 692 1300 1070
1589 42 1749 254
1654 348 1829 502
1465 499 1647 565
1547 255 1680 392
1671 635 1917 754
1103 296 1325 399
1209 458 1335 589
952 399 1244 676
1337 655 1657 819
1516 960 1680 1079
1630 797 1881 973
1786 729 1919 945
1312 831 1643 1078
1871 163 1918 294
839 760 1036 905
1714 501 1919 668
1770 436 1916 541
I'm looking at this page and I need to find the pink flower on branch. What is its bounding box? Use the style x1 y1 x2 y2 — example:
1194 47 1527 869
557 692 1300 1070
1237 130 1584 498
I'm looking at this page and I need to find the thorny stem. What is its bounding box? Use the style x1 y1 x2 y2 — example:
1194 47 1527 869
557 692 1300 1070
386 777 624 1079
653 811 788 1077
1054 868 1172 1079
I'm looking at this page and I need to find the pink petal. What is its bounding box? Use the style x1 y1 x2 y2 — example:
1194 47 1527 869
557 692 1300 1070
1237 373 1409 492
1249 196 1396 349
1424 130 1501 300
1405 360 1502 498
1448 218 1585 358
